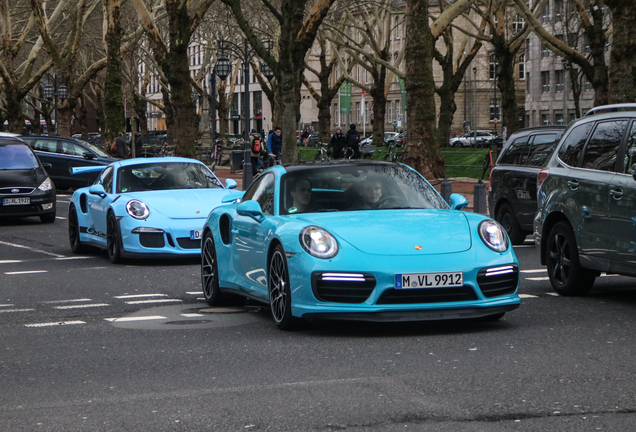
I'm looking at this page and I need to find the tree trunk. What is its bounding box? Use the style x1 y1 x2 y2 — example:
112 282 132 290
405 0 444 179
606 0 636 103
76 95 88 137
132 93 148 135
279 70 301 163
494 48 521 136
57 100 77 137
103 0 125 143
6 87 25 133
588 3 609 106
370 67 387 148
317 99 332 144
437 88 456 148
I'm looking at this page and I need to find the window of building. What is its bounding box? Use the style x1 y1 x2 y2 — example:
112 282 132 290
542 113 551 125
584 80 593 91
396 102 400 120
512 14 524 34
541 6 549 23
395 16 401 39
541 43 550 58
541 71 550 93
388 102 392 123
489 54 498 80
555 69 564 92
253 91 262 116
555 113 564 125
355 102 360 124
518 54 525 79
490 99 500 121
526 72 530 92
555 0 563 21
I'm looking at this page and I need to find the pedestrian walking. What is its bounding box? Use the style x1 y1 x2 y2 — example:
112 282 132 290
267 126 282 166
111 132 127 159
249 128 267 176
346 124 361 159
330 127 347 159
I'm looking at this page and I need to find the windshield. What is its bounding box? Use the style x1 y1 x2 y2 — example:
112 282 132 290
116 162 223 193
280 163 448 214
0 144 39 170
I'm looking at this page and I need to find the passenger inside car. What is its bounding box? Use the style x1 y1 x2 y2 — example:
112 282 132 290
288 178 313 213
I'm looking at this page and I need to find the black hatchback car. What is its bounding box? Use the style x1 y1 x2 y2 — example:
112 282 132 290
19 135 116 190
0 138 56 223
488 126 565 244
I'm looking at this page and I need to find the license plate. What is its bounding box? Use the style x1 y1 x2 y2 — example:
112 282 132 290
3 198 30 206
395 272 463 289
190 229 202 240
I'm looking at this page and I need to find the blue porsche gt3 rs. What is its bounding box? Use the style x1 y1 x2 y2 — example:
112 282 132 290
68 157 237 263
201 161 520 329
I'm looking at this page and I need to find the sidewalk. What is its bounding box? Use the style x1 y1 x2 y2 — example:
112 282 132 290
213 166 484 213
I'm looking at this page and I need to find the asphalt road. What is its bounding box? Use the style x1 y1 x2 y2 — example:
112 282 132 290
1 197 636 431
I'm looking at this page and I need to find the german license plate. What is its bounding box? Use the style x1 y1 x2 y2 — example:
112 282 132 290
190 229 202 240
3 198 30 206
395 272 463 289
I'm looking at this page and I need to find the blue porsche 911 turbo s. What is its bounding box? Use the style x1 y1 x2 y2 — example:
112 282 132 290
68 157 237 263
201 161 520 330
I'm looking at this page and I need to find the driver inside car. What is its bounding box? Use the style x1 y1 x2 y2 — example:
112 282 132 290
359 178 383 209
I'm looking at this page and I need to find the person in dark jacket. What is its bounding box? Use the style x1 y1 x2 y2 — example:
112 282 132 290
249 129 267 176
329 127 347 159
346 124 361 159
114 132 127 159
267 126 282 166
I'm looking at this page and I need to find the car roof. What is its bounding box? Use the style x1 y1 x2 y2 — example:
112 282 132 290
0 137 30 146
281 160 399 174
584 103 636 117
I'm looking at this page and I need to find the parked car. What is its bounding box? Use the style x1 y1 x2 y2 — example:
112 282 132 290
386 131 406 147
200 161 520 329
19 135 116 190
450 131 496 148
360 132 398 146
304 132 320 147
0 138 56 223
488 126 566 244
534 103 636 296
67 157 238 263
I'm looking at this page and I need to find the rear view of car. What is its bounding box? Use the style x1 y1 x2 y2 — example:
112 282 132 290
0 139 56 223
489 126 565 244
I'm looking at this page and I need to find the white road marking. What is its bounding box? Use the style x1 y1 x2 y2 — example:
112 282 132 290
53 303 109 310
68 267 108 271
114 294 167 299
0 240 65 258
5 270 48 275
0 304 15 307
546 292 560 296
513 245 535 248
43 298 92 304
25 321 85 327
186 292 204 295
0 308 35 313
519 294 539 298
0 260 22 264
526 276 550 281
54 256 93 260
125 299 182 305
521 269 546 273
55 216 66 220
105 315 167 323
181 313 204 317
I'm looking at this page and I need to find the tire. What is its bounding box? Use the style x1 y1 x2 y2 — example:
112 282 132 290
545 221 596 296
68 205 86 254
201 233 223 306
107 212 123 264
268 244 299 330
40 212 56 224
495 202 527 245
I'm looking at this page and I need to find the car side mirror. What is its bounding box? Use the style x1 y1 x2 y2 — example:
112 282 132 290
449 193 468 211
41 163 52 170
236 200 264 222
83 152 95 160
225 178 238 189
88 184 107 198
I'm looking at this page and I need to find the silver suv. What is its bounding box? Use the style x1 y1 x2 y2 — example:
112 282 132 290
534 104 636 295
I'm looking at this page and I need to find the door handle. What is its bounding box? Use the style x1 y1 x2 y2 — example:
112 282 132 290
231 229 239 235
610 188 623 200
567 180 579 190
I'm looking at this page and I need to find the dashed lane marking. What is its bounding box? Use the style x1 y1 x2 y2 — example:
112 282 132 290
181 313 204 317
519 294 539 299
55 216 66 220
43 298 92 304
55 256 93 260
527 276 550 281
0 304 15 307
114 294 167 299
105 316 167 323
53 303 109 310
0 260 22 264
546 292 560 296
125 299 182 305
4 270 48 275
0 240 65 258
186 292 204 295
25 321 85 327
521 269 546 273
0 308 35 313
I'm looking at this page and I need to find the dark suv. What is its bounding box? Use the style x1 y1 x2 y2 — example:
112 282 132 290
534 104 636 295
489 126 565 244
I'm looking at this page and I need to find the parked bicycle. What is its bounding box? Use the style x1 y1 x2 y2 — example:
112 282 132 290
384 143 404 162
210 139 223 171
314 142 332 161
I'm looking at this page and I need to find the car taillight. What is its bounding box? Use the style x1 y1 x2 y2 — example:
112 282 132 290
537 168 549 188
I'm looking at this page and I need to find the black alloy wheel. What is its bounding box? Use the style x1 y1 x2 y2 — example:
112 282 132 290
68 205 85 254
495 202 527 245
201 233 222 306
106 212 122 264
268 244 298 330
546 221 596 296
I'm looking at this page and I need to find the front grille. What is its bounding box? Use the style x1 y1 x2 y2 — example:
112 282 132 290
376 286 478 304
0 204 39 214
176 237 201 249
477 265 519 298
0 187 34 195
312 272 376 303
139 232 165 248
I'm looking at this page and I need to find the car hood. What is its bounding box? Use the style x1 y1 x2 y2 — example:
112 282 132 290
295 210 472 255
0 168 46 188
124 189 232 219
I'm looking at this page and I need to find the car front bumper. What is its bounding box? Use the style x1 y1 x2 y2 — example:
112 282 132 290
118 216 206 257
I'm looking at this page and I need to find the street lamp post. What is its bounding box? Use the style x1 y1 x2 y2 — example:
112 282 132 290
473 67 477 148
214 39 274 190
209 68 217 143
493 64 498 135
43 74 68 135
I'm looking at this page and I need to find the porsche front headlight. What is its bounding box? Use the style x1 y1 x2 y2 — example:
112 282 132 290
299 226 338 259
38 177 53 192
478 220 509 252
126 199 150 219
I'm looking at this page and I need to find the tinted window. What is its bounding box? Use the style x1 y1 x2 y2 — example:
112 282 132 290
243 173 275 215
525 133 560 167
558 122 594 166
115 162 222 193
32 139 58 153
498 136 528 165
0 144 39 169
581 120 627 171
101 167 114 193
624 121 636 174
60 141 86 156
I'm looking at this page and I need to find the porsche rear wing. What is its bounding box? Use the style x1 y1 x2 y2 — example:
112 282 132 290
71 165 107 175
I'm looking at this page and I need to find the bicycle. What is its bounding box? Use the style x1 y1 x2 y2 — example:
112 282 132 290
314 142 331 161
384 142 404 162
209 139 223 171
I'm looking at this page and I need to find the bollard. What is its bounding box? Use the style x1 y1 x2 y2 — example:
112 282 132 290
440 177 453 204
473 179 488 215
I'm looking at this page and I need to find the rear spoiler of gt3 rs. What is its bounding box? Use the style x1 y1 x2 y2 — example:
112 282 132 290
70 165 107 175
